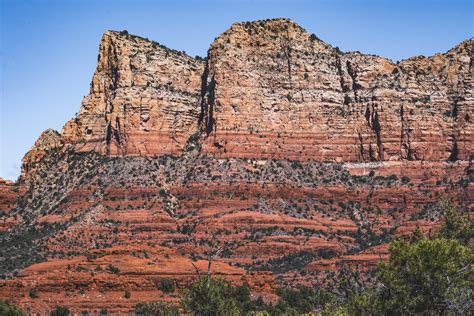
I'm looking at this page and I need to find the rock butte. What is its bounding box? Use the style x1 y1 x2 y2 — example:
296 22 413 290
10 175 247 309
1 19 473 313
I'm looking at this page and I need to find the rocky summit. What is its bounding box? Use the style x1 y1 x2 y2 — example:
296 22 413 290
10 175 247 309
1 19 473 313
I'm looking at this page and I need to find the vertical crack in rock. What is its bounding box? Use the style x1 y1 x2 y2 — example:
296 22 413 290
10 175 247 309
105 123 112 150
400 104 413 160
281 29 293 98
336 54 350 114
114 117 121 145
449 140 459 161
107 43 120 97
104 37 121 155
199 61 216 136
448 95 462 162
368 143 376 162
358 132 365 160
372 109 383 161
198 62 209 127
451 97 460 118
364 105 383 161
346 61 359 103
206 75 217 135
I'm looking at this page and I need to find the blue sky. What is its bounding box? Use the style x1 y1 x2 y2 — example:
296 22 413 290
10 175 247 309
1 0 472 180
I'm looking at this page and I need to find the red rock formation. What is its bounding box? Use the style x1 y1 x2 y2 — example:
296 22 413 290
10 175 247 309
198 20 472 162
0 245 275 314
2 19 472 313
60 31 204 157
0 177 16 214
0 178 22 232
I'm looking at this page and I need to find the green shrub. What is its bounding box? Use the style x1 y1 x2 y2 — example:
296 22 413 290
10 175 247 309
28 288 38 299
157 278 175 293
124 289 131 299
99 309 108 315
135 301 179 316
182 278 239 315
0 300 26 316
377 238 473 314
438 201 474 246
50 306 69 316
106 264 120 274
273 286 334 315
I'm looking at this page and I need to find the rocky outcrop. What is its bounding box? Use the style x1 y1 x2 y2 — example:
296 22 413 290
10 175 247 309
60 31 204 157
0 178 16 213
21 129 63 179
198 19 473 162
21 19 472 171
2 19 473 313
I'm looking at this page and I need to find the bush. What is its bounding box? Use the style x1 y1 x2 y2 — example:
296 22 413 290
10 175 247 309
124 289 131 299
135 301 179 316
377 238 473 314
438 202 474 246
0 300 26 316
106 264 120 274
181 278 270 315
50 306 69 316
182 278 239 315
28 288 38 299
157 278 175 293
274 286 334 314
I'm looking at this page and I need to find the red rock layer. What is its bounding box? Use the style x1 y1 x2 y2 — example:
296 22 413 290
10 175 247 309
1 153 471 312
0 178 21 232
0 178 16 214
0 245 274 314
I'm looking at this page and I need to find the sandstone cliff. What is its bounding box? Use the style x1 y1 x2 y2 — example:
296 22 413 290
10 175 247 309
60 31 204 157
199 19 472 161
1 19 472 313
23 19 473 171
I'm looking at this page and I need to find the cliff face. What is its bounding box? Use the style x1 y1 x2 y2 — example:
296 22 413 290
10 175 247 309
2 19 473 313
60 31 204 157
199 19 472 161
23 19 473 169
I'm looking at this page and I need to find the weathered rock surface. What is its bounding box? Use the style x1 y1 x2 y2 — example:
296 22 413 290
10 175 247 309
21 129 63 179
199 19 472 162
1 19 473 313
0 178 16 214
0 178 22 232
60 31 204 157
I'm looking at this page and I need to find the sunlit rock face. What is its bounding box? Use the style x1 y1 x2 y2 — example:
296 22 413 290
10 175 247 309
41 19 473 164
199 19 472 162
1 19 472 313
60 30 205 157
